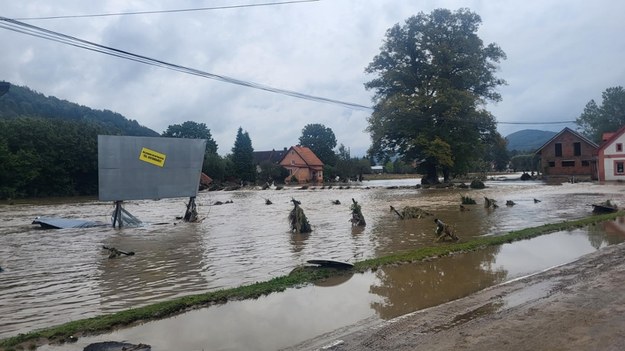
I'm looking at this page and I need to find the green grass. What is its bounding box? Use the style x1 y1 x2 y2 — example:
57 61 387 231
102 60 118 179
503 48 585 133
1 211 623 350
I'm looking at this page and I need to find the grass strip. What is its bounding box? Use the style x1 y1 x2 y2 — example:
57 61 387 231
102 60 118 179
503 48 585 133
2 211 622 350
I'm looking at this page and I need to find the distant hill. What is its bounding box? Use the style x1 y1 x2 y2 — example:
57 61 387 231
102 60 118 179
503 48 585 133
0 83 159 136
505 129 557 152
0 82 161 198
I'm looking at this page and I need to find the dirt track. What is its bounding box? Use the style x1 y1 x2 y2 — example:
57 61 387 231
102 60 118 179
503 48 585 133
290 243 625 351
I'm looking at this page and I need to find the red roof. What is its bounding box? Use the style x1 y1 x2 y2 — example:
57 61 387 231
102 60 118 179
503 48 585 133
290 145 324 166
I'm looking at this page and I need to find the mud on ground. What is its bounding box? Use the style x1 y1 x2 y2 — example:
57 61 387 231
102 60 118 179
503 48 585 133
289 243 625 351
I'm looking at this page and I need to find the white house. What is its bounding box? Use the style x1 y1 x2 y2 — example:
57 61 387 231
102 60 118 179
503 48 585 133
598 125 625 181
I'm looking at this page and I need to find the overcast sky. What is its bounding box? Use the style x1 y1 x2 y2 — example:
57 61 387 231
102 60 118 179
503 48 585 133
2 0 625 156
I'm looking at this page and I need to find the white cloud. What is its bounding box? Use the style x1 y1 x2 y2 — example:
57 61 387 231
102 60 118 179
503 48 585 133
2 0 625 156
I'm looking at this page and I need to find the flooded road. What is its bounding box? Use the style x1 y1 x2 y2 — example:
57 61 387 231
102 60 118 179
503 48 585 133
1 178 624 344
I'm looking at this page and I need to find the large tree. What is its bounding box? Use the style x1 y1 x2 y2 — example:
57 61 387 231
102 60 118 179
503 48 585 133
162 121 218 154
298 123 337 166
365 8 506 183
231 127 256 183
576 86 625 142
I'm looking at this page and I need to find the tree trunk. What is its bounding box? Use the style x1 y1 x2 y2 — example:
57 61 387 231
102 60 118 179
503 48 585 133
421 162 439 184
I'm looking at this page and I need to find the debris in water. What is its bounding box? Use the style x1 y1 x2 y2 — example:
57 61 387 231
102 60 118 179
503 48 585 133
265 198 273 205
434 218 459 241
350 198 366 226
506 200 516 206
390 205 433 219
484 197 498 209
534 198 541 203
592 200 618 213
83 341 151 351
103 246 135 259
332 200 341 205
289 198 312 233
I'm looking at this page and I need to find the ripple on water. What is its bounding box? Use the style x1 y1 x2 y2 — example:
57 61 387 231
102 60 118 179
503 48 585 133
0 180 623 338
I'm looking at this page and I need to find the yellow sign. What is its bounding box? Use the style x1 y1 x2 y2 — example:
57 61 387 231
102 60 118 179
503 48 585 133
139 147 166 167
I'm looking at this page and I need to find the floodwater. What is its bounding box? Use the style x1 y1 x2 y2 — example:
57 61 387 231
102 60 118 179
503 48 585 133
1 177 624 348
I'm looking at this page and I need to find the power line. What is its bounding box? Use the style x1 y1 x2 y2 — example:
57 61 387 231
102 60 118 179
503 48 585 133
0 16 579 126
498 120 575 125
0 16 372 111
12 0 320 21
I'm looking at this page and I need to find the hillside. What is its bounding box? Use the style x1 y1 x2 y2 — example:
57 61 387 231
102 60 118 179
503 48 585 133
0 82 159 136
505 129 557 152
0 82 159 198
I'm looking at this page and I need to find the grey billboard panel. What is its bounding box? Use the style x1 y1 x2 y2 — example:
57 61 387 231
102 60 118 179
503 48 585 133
98 135 207 201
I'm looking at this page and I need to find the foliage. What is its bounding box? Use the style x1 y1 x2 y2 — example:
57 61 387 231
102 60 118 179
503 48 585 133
231 127 256 183
484 133 510 171
0 83 158 137
350 198 366 226
299 123 337 166
288 199 312 233
576 86 625 142
333 144 372 181
461 196 477 205
2 212 622 349
365 8 506 184
162 121 218 154
470 179 485 189
257 160 289 184
509 154 540 172
0 117 107 198
0 83 161 199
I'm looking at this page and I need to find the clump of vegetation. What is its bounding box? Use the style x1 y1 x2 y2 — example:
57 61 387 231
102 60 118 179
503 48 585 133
390 205 432 219
350 198 366 226
289 198 312 233
470 179 485 189
461 195 476 205
484 197 498 209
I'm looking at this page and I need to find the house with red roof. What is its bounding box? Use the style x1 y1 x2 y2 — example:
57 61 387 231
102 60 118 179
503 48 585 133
279 145 324 183
597 125 625 181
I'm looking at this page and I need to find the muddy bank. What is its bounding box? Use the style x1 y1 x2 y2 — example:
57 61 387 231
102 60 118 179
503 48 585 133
293 242 625 351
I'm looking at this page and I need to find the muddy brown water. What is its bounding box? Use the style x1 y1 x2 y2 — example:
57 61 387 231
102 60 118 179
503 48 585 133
1 177 624 349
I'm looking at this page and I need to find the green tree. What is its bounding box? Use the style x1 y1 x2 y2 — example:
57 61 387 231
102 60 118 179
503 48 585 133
484 132 510 171
576 86 625 142
162 121 218 154
509 154 539 172
365 8 506 184
231 127 256 183
299 123 337 166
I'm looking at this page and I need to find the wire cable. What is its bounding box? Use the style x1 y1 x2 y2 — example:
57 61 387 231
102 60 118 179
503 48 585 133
0 16 579 126
0 16 372 111
12 0 320 21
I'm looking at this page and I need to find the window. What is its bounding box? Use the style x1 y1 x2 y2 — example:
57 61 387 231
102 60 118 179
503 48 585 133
562 160 575 167
616 161 625 174
555 143 562 157
573 142 581 156
548 161 555 167
617 143 623 152
582 160 590 167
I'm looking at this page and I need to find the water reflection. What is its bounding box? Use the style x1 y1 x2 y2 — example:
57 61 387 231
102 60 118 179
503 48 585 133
370 246 506 319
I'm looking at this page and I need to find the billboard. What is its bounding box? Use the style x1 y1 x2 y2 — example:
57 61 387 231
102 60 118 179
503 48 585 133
98 135 206 201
